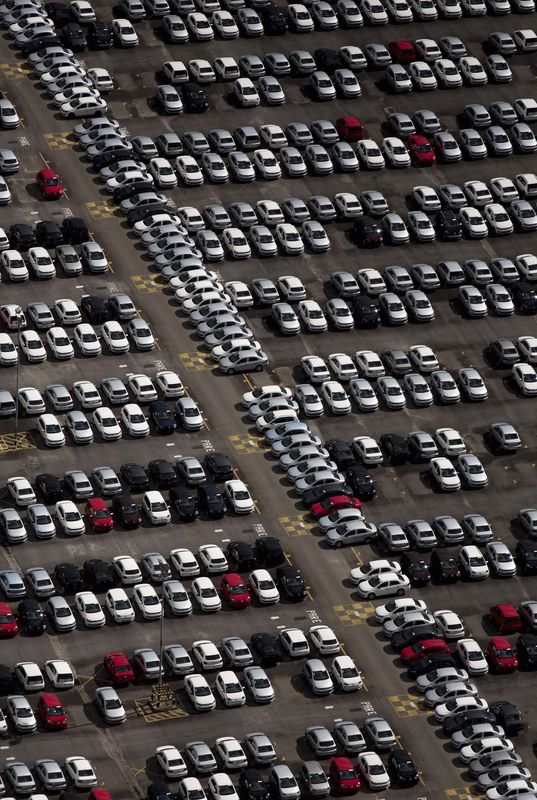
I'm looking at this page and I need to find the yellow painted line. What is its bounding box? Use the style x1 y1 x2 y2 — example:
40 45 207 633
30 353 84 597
253 500 260 515
306 588 313 602
340 643 347 656
419 773 425 786
154 338 161 351
362 678 369 693
39 151 50 168
284 552 293 566
243 373 255 389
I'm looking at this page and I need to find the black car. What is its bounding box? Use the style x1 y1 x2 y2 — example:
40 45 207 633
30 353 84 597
255 536 284 567
345 464 376 500
487 338 520 368
380 434 409 465
261 5 287 32
352 295 380 328
517 634 537 669
512 281 537 314
400 551 431 587
276 565 306 601
325 439 355 467
226 540 256 571
94 149 138 173
250 632 280 665
436 208 462 240
35 473 63 504
406 653 456 679
127 203 170 226
430 548 460 583
181 82 209 112
387 750 419 787
113 181 155 204
391 625 441 653
148 459 177 489
198 483 226 519
148 400 177 434
80 295 110 324
83 559 115 591
302 482 352 508
169 486 198 521
112 494 141 529
443 709 497 736
0 664 13 694
204 452 233 481
17 598 46 635
9 223 36 251
87 19 113 47
62 22 87 50
313 48 341 73
515 540 537 575
239 769 269 800
20 34 60 56
353 216 383 247
54 562 84 594
147 782 175 800
45 1 72 23
35 220 63 248
490 701 524 735
62 216 88 244
119 184 157 207
120 463 150 492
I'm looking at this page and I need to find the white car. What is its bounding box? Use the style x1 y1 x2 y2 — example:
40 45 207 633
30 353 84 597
224 479 254 513
37 413 65 447
301 355 330 383
321 381 351 414
382 137 411 167
430 457 462 491
457 453 488 488
105 587 135 623
55 501 84 535
113 555 143 585
249 569 279 604
332 655 362 691
191 577 221 612
198 544 228 574
349 378 379 412
73 323 101 356
243 666 275 703
155 746 188 778
234 77 260 107
64 757 97 788
93 407 122 440
357 752 390 790
309 624 340 654
120 403 150 437
434 609 465 639
75 591 105 627
184 674 216 711
101 321 129 353
456 639 489 675
355 349 385 377
513 362 537 395
133 583 162 619
460 56 487 85
19 330 47 362
142 491 171 525
112 17 139 45
215 674 246 707
352 435 383 465
356 139 385 169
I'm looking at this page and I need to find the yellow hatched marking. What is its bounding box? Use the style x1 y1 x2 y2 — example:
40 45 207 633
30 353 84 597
332 601 373 626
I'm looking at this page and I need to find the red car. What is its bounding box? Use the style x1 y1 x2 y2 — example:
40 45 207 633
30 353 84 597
407 135 436 165
487 637 518 673
329 757 361 794
103 652 134 685
84 498 114 532
221 573 251 608
336 116 364 142
400 638 450 665
310 494 361 520
36 692 68 730
89 792 113 800
0 602 18 638
387 39 416 63
36 168 63 199
490 604 522 633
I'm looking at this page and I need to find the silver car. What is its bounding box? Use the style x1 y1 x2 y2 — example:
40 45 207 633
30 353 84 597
303 659 334 695
34 759 67 791
46 596 77 632
94 686 126 724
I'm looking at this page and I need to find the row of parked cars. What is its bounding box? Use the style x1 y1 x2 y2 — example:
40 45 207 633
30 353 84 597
374 592 536 798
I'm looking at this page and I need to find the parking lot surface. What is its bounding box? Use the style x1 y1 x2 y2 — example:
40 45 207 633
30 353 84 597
1 2 537 799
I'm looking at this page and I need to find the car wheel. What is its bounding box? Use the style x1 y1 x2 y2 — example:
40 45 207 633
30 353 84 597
226 368 235 375
255 364 263 372
364 536 372 544
367 592 376 600
397 588 405 596
335 541 343 549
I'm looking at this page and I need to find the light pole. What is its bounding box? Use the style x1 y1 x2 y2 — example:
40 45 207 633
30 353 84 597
13 306 23 448
150 562 174 711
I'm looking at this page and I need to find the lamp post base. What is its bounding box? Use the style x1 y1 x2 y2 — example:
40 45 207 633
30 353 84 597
150 683 176 711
